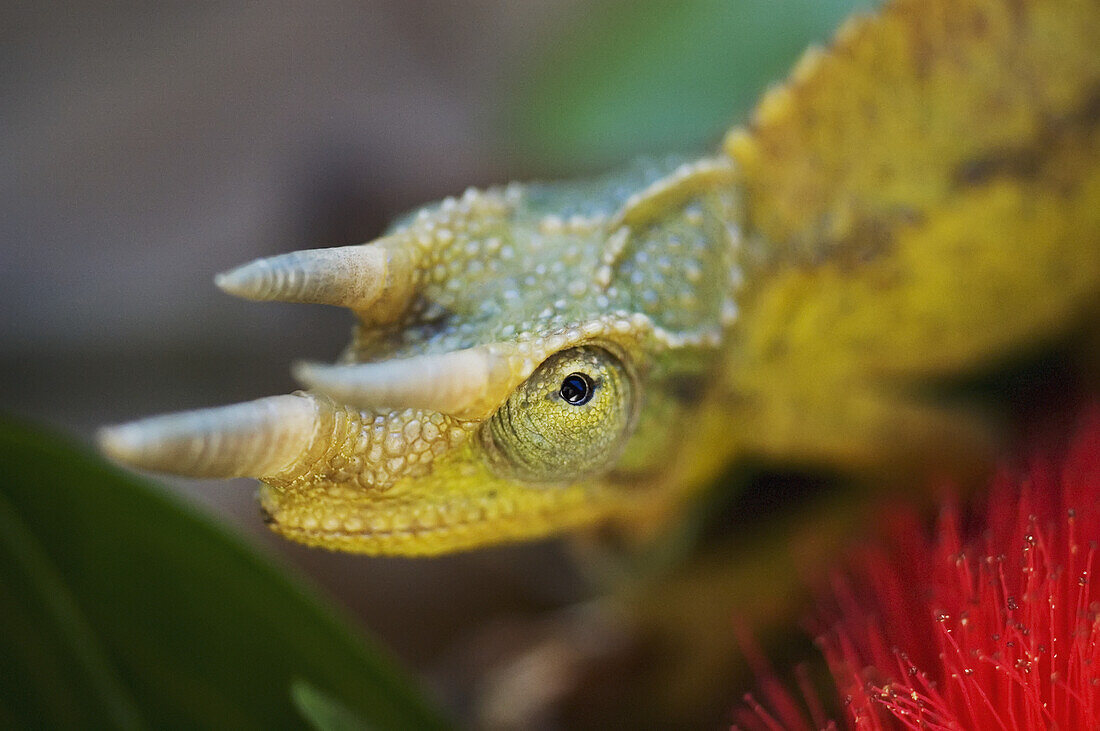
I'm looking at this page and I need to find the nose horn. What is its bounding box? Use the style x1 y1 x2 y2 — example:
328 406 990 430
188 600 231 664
98 394 326 478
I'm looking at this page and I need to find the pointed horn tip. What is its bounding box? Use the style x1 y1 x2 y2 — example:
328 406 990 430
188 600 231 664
96 421 150 467
213 270 233 291
214 262 261 299
291 359 399 408
291 360 330 389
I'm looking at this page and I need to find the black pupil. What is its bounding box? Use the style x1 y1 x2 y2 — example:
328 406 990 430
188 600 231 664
559 373 593 405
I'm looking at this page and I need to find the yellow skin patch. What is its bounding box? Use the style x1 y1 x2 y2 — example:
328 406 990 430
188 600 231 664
101 0 1100 556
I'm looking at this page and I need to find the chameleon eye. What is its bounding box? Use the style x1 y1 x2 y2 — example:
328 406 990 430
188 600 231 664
559 373 593 406
482 346 637 484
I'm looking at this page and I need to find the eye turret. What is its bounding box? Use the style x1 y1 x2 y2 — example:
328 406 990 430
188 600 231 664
482 346 638 484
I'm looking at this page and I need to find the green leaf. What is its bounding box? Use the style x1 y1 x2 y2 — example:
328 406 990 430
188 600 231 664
506 0 874 171
0 417 448 729
291 680 370 731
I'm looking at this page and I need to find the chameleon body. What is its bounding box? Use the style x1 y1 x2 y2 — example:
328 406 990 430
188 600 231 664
101 0 1100 556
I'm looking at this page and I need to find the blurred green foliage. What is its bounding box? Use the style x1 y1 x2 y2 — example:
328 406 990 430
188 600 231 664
507 0 873 171
0 418 446 729
291 680 373 731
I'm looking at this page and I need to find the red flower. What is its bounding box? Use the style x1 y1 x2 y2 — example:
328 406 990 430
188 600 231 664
737 411 1100 730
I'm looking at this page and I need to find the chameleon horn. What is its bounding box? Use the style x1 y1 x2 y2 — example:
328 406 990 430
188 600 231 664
98 394 325 478
293 346 523 420
215 238 417 320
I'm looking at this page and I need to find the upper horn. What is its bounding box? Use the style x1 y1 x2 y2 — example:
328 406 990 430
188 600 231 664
215 238 417 321
293 345 526 420
98 393 327 478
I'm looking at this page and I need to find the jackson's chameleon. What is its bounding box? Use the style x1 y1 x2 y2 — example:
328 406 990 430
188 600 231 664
101 0 1100 557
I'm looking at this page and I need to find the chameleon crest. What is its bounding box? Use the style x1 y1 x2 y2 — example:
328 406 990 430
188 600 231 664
102 0 1100 555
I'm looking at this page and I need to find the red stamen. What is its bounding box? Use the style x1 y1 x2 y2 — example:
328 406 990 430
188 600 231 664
737 408 1100 729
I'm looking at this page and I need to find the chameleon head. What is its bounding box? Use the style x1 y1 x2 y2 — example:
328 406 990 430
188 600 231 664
99 159 741 555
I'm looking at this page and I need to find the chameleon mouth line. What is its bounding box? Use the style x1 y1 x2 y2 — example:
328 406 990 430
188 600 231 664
269 494 607 544
271 513 567 552
279 522 488 541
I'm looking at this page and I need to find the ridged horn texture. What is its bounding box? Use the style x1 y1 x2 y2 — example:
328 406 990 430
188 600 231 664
215 241 413 316
98 394 322 478
294 346 519 420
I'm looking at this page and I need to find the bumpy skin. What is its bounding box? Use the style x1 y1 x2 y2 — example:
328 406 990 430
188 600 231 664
261 157 743 554
101 0 1100 556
